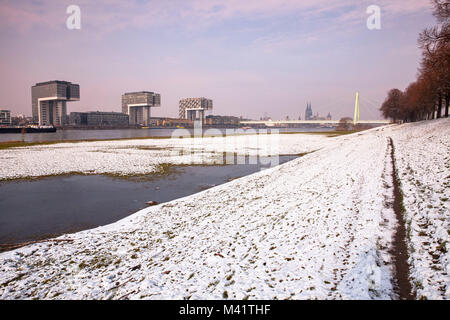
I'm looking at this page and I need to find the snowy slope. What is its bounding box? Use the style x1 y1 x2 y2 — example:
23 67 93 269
0 119 448 299
389 120 450 299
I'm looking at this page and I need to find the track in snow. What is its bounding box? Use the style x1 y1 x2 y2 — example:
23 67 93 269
388 137 414 300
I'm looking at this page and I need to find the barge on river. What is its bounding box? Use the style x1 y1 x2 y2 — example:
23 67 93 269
0 126 57 133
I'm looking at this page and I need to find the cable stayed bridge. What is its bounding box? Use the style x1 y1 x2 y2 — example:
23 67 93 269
240 92 391 126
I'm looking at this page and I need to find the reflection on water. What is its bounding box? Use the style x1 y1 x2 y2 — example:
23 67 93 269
0 155 297 245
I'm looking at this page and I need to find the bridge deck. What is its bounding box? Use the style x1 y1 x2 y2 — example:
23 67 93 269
240 120 391 125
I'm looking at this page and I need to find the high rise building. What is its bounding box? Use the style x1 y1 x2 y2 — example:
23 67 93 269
304 102 313 120
31 80 80 126
122 91 161 126
179 97 213 122
0 110 11 125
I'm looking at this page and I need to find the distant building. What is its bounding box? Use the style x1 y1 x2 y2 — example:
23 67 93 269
11 114 33 126
305 102 313 120
179 97 213 122
205 115 240 126
148 117 193 127
69 111 129 127
122 91 161 126
0 110 11 125
304 103 330 121
261 112 272 121
31 80 80 126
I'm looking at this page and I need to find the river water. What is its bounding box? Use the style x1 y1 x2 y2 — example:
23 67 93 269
0 155 297 245
0 127 335 143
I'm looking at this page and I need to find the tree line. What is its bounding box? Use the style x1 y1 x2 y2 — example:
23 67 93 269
380 0 449 122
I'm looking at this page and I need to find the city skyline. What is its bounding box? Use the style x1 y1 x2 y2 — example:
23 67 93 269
0 0 435 120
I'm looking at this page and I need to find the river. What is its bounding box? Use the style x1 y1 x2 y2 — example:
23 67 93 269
0 126 335 143
0 155 298 246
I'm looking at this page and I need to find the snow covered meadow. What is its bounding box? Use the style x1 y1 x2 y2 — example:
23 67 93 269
0 131 331 180
0 119 448 299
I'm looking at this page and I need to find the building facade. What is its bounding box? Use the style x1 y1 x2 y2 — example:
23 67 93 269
179 97 213 122
69 111 129 127
31 80 80 126
205 115 240 126
148 117 193 127
121 91 161 126
0 110 11 125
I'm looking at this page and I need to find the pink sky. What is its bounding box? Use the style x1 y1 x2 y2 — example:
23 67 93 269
0 0 435 120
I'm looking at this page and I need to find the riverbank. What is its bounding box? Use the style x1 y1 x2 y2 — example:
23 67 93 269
0 118 448 299
0 132 345 181
0 130 352 151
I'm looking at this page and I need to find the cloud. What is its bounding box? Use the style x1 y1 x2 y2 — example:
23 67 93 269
0 0 434 119
0 1 54 32
0 0 432 34
380 0 431 14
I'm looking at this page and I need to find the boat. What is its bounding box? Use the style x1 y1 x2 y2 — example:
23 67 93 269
0 126 57 133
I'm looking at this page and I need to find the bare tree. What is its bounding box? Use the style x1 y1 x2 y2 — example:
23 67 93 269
382 0 449 122
380 89 405 122
418 0 450 51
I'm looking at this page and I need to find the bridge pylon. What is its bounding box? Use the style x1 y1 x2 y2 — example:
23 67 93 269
353 91 360 125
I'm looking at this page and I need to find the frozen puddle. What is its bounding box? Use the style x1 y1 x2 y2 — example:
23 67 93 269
0 155 297 245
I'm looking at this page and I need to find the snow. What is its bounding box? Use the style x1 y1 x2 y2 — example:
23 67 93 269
388 120 450 299
0 118 448 300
